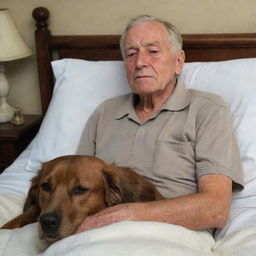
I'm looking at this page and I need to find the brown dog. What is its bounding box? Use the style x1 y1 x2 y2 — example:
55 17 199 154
1 155 163 242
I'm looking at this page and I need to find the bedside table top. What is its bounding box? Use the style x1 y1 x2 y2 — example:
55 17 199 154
0 115 42 139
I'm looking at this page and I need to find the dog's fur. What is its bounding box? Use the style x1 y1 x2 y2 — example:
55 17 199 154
1 155 163 242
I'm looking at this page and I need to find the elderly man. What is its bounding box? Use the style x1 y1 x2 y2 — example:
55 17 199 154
76 15 243 233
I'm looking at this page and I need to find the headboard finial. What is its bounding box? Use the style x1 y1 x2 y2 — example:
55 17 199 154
32 7 49 30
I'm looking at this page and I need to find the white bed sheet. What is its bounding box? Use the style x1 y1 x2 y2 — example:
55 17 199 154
0 142 35 196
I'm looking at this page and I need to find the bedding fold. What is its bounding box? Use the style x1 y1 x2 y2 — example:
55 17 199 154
1 220 256 256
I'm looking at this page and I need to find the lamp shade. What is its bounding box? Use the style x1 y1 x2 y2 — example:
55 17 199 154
0 9 32 61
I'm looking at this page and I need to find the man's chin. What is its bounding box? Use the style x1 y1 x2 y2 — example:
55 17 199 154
132 85 159 95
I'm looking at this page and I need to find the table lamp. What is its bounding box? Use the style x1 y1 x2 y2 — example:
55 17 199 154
0 8 32 123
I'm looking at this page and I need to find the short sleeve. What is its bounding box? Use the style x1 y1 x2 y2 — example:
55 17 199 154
195 102 244 191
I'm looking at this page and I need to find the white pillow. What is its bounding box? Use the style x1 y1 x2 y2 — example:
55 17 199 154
26 59 131 171
26 58 256 200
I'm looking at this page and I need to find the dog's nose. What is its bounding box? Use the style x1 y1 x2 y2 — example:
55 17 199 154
39 213 61 232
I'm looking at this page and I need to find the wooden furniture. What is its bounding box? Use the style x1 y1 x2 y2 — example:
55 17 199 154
32 7 256 116
0 115 42 173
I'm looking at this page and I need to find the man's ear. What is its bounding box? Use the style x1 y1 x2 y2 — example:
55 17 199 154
175 50 185 76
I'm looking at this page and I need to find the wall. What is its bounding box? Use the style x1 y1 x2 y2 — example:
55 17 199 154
1 0 256 114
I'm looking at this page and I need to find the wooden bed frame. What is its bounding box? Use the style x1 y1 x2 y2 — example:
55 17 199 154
32 7 256 115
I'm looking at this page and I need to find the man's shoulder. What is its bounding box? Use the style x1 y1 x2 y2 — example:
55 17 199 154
188 88 227 109
95 93 132 113
102 93 132 105
88 93 132 122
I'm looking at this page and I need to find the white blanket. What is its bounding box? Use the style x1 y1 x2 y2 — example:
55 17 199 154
1 221 256 256
1 195 256 256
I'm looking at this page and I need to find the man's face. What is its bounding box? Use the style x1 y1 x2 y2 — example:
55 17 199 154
124 21 184 95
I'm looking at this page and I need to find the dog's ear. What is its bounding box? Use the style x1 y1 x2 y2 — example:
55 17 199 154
23 165 46 213
102 165 144 207
102 166 123 207
1 166 44 229
102 164 164 207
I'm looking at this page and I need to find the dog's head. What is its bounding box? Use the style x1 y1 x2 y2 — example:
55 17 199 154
24 155 162 243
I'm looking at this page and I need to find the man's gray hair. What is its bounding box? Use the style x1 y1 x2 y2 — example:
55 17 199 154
120 15 183 58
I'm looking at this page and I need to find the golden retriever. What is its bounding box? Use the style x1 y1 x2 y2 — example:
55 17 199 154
1 155 163 242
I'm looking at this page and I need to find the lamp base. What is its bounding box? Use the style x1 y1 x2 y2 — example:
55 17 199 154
0 97 14 123
0 63 14 123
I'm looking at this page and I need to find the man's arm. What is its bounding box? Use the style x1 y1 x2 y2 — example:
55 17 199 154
76 174 232 232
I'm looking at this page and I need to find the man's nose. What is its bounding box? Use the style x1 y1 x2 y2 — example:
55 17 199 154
136 51 148 69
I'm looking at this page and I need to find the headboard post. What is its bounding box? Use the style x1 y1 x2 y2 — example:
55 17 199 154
32 7 53 115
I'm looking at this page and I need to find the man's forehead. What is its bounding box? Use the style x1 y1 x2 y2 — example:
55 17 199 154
125 21 169 48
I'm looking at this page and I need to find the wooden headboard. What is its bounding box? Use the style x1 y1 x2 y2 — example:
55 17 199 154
32 7 256 115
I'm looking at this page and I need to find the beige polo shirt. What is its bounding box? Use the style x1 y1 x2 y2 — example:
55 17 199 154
78 84 244 198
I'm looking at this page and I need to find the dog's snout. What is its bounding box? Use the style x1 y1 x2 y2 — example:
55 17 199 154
39 213 61 232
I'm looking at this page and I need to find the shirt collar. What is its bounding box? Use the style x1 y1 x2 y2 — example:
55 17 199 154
115 82 190 120
115 94 135 119
162 82 190 111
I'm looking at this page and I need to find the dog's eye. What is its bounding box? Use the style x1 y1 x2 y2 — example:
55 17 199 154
72 185 88 195
40 182 51 192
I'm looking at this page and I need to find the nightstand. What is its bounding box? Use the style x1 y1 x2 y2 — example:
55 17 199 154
0 115 42 173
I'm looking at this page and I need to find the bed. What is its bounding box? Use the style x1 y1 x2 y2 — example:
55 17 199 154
1 6 256 255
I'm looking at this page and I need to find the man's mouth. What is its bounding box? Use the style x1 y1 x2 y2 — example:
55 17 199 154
135 75 153 80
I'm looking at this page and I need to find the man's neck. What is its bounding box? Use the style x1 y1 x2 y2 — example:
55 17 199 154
135 82 176 122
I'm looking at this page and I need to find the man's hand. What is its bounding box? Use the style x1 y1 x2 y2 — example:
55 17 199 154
76 204 135 233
